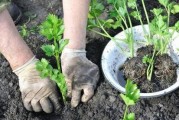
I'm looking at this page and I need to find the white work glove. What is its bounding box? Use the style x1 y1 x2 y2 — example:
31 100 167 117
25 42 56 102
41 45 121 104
13 56 60 113
61 48 99 107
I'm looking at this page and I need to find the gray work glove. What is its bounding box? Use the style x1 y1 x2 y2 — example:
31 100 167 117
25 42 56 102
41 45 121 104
13 56 60 113
61 48 99 107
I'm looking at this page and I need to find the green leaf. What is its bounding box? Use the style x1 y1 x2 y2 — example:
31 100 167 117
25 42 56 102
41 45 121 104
120 94 135 106
106 19 114 23
112 20 122 29
158 0 169 7
39 14 64 41
156 15 167 31
125 79 140 103
127 0 137 9
19 25 29 38
174 21 179 31
40 58 49 68
126 113 135 120
118 7 126 17
130 11 141 20
41 45 55 57
150 8 163 16
171 4 179 14
36 61 44 71
36 58 53 78
47 14 59 25
59 39 69 53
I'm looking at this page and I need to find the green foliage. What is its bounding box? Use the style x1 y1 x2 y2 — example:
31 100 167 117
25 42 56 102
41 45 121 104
39 14 64 41
37 14 68 102
174 21 179 31
41 45 55 57
171 4 179 14
142 55 152 64
120 79 140 120
36 58 53 78
19 25 30 38
158 0 169 7
126 113 135 120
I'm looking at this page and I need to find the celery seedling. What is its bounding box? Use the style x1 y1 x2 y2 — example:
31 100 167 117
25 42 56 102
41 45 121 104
120 79 140 120
88 0 135 57
36 14 69 102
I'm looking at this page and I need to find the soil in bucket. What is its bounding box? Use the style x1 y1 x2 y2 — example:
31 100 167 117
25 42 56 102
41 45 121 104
122 45 177 93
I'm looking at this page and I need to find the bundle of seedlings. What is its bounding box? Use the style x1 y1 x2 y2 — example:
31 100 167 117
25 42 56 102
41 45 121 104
88 0 179 93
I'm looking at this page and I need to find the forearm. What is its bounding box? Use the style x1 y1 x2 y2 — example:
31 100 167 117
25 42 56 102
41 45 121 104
0 9 34 70
62 0 90 49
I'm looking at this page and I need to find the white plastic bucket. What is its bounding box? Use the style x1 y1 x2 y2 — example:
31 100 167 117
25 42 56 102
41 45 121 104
101 25 179 98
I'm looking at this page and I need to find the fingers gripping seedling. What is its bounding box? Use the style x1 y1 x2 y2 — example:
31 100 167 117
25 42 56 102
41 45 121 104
36 14 69 102
120 79 140 120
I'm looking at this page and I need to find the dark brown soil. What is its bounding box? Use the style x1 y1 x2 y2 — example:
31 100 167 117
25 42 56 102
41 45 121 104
123 46 177 93
0 0 178 120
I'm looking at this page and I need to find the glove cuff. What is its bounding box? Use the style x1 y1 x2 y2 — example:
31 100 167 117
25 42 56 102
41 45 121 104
62 48 86 53
13 56 37 74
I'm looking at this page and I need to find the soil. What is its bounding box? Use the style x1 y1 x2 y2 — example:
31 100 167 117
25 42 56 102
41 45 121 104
0 0 179 120
123 46 177 93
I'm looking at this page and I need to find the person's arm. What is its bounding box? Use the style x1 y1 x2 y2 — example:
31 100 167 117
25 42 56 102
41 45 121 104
63 0 90 49
0 9 34 70
62 0 99 107
0 9 60 113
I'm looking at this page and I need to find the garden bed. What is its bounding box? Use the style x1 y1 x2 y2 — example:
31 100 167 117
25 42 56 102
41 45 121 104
0 0 178 119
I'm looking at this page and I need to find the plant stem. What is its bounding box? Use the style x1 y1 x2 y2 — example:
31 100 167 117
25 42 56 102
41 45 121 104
54 38 61 72
147 49 156 81
135 4 150 44
141 0 151 38
90 29 111 38
114 5 129 30
165 6 170 27
124 0 134 58
123 105 128 120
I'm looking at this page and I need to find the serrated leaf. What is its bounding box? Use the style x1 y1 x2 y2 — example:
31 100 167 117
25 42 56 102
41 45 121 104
39 14 64 41
171 4 179 14
41 58 49 68
118 7 126 17
47 14 59 25
120 94 135 106
130 11 141 20
125 79 140 103
36 61 44 71
127 0 137 9
150 8 163 16
59 39 69 53
41 45 55 56
158 0 169 7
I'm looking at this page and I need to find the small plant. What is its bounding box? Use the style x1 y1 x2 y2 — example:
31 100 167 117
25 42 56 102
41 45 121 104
19 25 30 38
36 14 69 102
120 79 140 120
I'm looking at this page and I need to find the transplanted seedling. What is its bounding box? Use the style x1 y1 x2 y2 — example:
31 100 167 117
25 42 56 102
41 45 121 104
36 14 69 102
120 79 140 120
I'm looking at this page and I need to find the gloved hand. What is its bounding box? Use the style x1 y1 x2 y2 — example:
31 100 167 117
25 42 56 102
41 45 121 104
61 48 99 107
13 56 60 113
